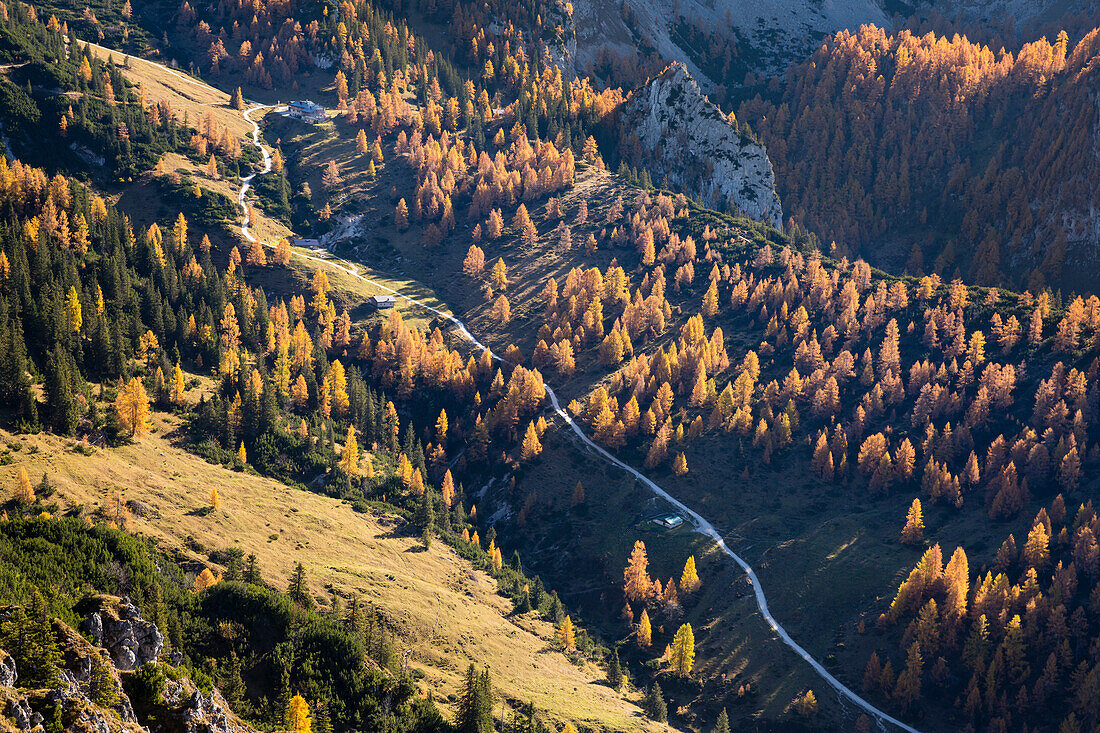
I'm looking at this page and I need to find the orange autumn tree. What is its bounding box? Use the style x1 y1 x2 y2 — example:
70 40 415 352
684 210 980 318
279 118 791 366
114 377 151 438
623 540 652 602
900 498 924 545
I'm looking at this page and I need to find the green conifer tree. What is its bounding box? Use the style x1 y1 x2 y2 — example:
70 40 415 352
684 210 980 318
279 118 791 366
713 708 730 733
607 648 623 690
644 683 667 722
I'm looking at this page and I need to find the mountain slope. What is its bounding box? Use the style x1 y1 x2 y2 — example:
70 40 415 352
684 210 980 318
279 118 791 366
739 25 1100 291
570 0 889 81
0 421 664 732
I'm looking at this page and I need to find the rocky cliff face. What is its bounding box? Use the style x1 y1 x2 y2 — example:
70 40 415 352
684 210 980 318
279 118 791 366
79 596 163 672
620 63 783 227
0 600 255 733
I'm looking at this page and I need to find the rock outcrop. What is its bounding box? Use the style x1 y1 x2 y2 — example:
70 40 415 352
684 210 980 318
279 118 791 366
0 651 16 688
79 596 163 672
0 599 255 733
1 689 42 732
619 63 782 228
55 620 136 723
162 678 254 733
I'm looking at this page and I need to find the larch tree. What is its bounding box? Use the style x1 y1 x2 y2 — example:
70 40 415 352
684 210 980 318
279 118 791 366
520 422 542 460
463 245 485 277
15 467 34 505
559 615 575 649
340 426 359 475
209 487 221 510
322 161 341 190
702 279 719 317
395 199 409 229
493 294 511 323
1023 522 1050 569
1058 446 1081 490
441 470 455 507
193 568 219 592
571 481 585 506
237 442 248 463
637 608 652 648
288 694 312 733
490 258 508 290
171 363 186 405
114 377 151 438
680 556 700 593
274 237 292 266
624 541 652 601
65 286 82 332
900 498 924 545
794 690 818 717
246 240 268 267
669 623 695 676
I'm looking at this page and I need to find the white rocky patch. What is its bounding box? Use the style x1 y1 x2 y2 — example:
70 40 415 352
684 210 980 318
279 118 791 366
622 62 782 227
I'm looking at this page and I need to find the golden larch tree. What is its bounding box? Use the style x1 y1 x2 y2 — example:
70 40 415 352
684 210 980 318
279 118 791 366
246 240 267 267
114 377 151 438
395 199 409 229
680 556 700 593
490 257 508 290
15 467 35 505
520 422 542 460
559 616 576 650
669 623 695 676
340 426 359 475
571 481 585 506
193 568 219 592
209 487 221 510
623 540 652 601
66 286 82 332
900 498 924 545
274 238 292 266
441 470 455 507
637 608 652 648
288 694 312 733
171 363 186 405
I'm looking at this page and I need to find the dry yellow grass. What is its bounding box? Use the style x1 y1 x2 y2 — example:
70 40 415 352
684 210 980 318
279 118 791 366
160 151 294 247
85 43 252 139
84 46 291 248
0 419 667 732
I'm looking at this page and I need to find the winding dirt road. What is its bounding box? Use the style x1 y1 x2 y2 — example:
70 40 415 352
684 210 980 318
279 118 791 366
230 89 920 733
